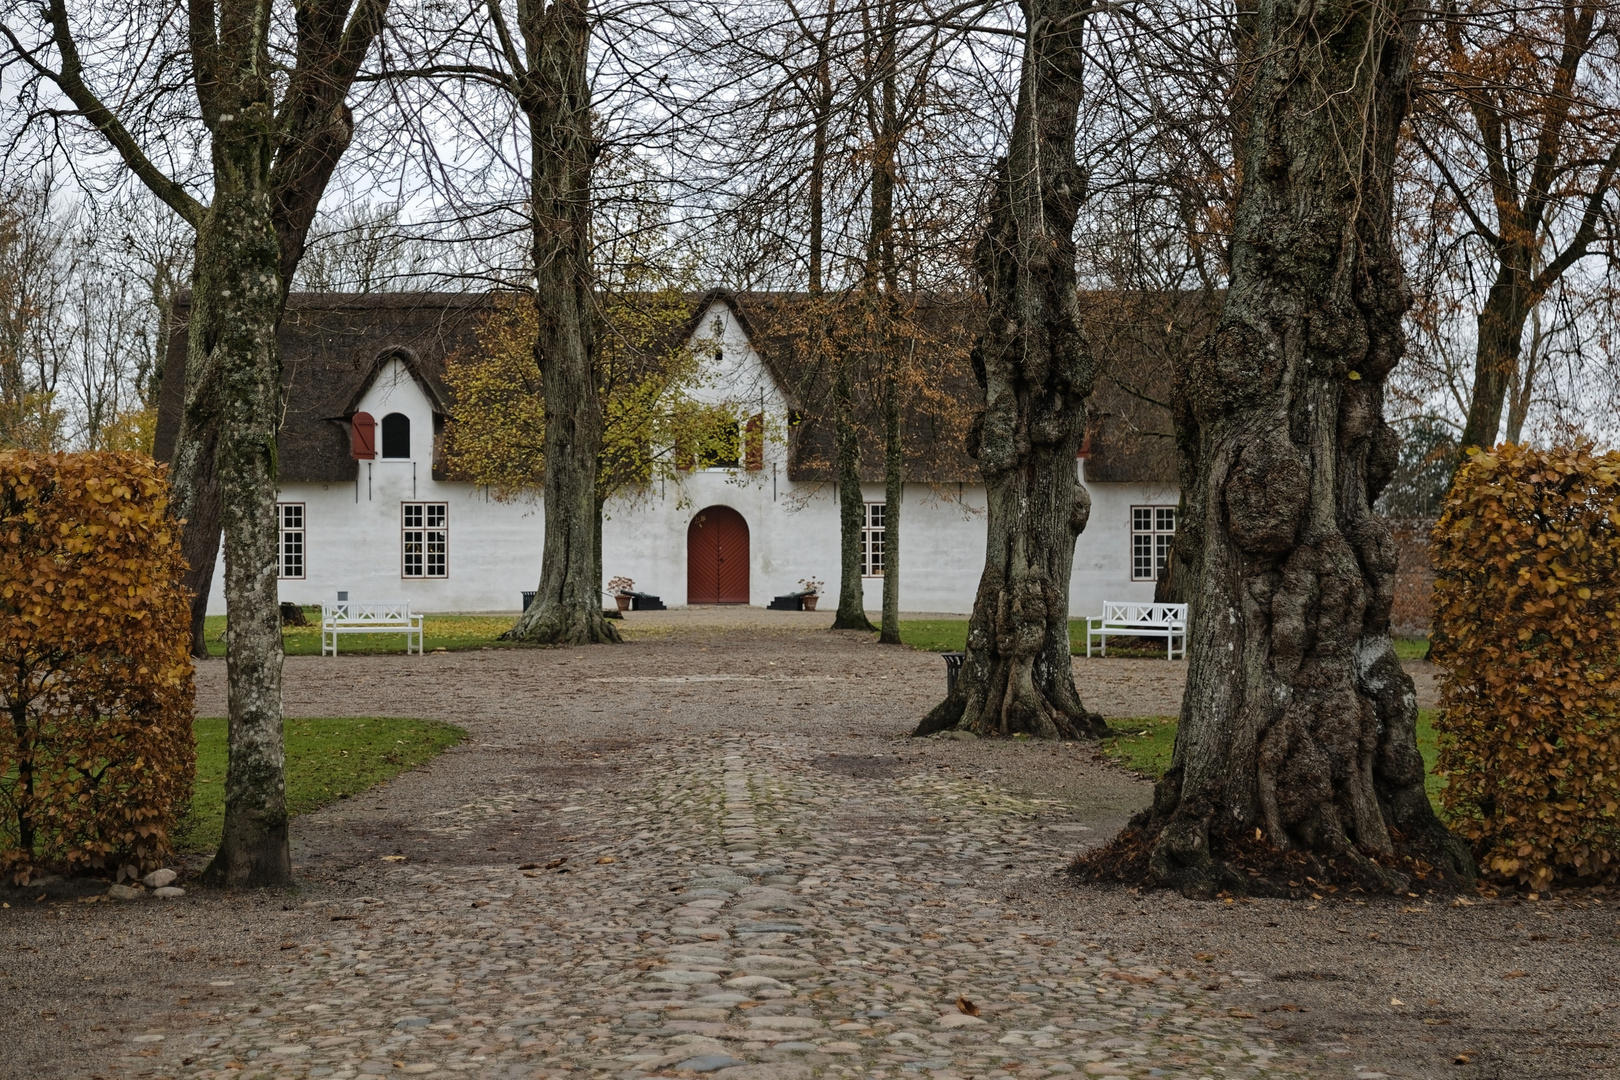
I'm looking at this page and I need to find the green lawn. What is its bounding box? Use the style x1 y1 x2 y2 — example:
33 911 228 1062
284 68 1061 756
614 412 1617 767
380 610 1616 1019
898 618 1430 662
1100 708 1445 811
203 609 523 657
175 716 466 853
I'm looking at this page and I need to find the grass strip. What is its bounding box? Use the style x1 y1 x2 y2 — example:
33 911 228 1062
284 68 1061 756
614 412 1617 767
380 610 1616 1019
203 610 524 657
1099 709 1445 812
898 619 1430 661
176 716 466 854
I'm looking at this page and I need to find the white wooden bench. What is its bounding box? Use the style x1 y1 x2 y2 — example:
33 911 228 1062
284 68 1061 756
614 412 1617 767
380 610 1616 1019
1085 601 1187 660
321 601 423 656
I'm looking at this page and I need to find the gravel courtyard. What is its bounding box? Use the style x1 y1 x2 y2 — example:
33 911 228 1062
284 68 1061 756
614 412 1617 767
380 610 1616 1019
1 612 1613 1080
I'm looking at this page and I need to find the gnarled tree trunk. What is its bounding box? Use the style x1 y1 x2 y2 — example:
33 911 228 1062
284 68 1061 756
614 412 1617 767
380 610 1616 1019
503 0 620 645
914 0 1103 740
1119 0 1473 898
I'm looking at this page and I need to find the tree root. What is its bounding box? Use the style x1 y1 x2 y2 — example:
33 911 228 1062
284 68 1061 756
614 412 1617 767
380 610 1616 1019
1073 811 1475 900
501 602 623 645
912 666 1105 740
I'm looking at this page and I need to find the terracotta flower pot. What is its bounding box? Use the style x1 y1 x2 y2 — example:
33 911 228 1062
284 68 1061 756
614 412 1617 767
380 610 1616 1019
615 594 632 612
802 594 818 611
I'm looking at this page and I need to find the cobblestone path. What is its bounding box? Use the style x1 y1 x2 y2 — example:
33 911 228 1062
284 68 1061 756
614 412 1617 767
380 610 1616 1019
130 734 1303 1080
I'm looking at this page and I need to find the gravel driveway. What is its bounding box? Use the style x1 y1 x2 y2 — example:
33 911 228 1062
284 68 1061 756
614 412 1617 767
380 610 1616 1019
0 615 1606 1080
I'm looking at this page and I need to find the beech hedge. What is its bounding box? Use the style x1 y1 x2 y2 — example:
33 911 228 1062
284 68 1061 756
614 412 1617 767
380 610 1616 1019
1431 443 1620 889
0 451 195 882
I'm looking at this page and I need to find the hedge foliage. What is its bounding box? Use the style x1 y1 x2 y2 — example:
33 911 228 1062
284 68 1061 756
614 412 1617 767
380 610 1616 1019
1431 443 1620 889
0 451 195 881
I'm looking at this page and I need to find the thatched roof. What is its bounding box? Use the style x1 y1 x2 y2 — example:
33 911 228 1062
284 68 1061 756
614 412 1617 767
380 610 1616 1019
154 288 1193 488
153 293 496 483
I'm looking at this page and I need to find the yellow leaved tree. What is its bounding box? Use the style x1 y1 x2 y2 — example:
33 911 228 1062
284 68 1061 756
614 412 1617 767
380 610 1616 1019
444 288 755 505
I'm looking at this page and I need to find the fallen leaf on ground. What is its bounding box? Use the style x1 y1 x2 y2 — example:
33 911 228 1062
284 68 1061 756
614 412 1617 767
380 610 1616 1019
1228 1010 1256 1019
380 855 406 862
597 856 616 864
955 996 979 1017
545 857 567 869
1390 997 1404 1006
1453 1053 1470 1064
518 863 539 870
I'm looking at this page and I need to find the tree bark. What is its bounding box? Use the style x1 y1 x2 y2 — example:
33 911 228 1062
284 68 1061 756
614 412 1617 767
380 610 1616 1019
913 0 1103 740
182 43 292 886
180 428 223 659
502 0 620 645
880 360 902 643
1118 0 1474 898
831 356 874 630
1457 259 1533 454
867 0 903 647
199 187 292 886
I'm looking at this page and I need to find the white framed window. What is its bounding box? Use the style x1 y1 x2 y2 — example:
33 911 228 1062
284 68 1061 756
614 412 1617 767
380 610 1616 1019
1131 505 1176 582
277 503 304 579
402 502 448 578
862 502 886 577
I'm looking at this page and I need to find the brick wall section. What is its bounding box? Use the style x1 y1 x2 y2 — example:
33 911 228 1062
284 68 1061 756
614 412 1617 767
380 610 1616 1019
1386 517 1436 637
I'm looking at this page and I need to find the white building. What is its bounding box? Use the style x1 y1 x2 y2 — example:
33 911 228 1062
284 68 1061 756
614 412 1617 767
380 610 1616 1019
154 292 1180 615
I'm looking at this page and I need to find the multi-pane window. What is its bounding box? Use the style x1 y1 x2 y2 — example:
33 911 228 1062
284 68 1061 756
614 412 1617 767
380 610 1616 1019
402 502 448 578
1131 505 1176 581
277 503 304 579
862 502 886 576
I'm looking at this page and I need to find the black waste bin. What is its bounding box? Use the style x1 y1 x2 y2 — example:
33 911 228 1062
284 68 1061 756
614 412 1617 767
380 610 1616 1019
942 651 966 696
521 590 536 611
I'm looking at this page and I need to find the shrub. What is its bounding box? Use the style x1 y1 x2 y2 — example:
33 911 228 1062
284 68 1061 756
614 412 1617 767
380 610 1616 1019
1431 443 1620 889
0 451 195 882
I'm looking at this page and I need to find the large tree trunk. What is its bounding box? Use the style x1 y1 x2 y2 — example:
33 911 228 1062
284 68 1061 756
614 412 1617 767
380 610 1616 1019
831 357 874 630
1110 0 1473 899
193 155 293 889
504 0 620 645
914 0 1103 740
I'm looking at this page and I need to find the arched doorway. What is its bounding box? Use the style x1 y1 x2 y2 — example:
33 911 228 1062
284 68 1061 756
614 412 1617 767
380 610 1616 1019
688 506 750 604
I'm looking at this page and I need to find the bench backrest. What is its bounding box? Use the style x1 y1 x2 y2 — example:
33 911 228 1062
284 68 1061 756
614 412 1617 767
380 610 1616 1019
1101 601 1187 625
323 601 414 624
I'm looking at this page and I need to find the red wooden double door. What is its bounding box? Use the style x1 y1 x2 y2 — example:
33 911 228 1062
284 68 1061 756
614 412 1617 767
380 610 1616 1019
687 506 750 604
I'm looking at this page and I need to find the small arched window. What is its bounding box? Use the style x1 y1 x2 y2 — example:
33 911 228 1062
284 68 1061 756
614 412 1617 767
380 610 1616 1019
381 412 411 459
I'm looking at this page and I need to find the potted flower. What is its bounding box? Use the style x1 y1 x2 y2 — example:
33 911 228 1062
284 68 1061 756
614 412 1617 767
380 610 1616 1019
798 577 824 612
608 576 636 612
